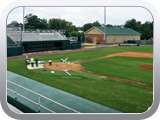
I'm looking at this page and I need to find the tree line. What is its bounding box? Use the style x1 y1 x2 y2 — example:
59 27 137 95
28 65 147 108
8 13 153 40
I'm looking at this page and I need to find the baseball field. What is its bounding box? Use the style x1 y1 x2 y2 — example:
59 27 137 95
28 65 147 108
7 46 153 113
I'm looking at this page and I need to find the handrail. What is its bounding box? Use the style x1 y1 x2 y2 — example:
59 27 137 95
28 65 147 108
7 80 80 113
7 88 55 113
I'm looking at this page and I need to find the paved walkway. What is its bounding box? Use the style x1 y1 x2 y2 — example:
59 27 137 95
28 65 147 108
7 71 121 113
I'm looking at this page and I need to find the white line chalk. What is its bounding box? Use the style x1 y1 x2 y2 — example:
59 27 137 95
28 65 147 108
64 70 71 76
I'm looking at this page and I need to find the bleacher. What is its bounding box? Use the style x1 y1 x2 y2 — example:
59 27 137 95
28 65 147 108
37 32 65 40
7 27 81 55
7 31 67 42
7 36 18 47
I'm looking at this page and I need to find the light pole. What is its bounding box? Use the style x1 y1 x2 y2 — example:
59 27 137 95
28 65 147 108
23 7 25 32
104 7 107 45
20 25 23 53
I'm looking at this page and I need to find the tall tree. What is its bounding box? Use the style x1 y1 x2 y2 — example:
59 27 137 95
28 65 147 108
124 19 153 40
25 14 48 29
39 18 48 29
93 21 101 27
70 31 79 37
25 14 40 29
83 23 93 32
124 19 137 30
66 25 78 37
9 21 20 26
48 18 67 30
48 18 80 37
141 21 153 40
106 24 113 27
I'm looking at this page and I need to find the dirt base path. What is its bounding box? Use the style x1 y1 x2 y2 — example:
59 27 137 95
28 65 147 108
75 52 153 64
78 70 153 89
43 52 153 89
139 65 153 70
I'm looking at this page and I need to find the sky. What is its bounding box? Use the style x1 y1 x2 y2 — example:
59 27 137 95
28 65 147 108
7 7 153 27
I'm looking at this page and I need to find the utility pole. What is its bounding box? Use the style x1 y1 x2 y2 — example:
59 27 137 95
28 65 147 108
20 25 23 54
23 6 25 32
104 7 106 45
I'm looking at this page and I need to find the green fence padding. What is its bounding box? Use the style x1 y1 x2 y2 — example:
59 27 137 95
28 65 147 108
71 42 81 49
62 40 71 50
7 47 23 57
125 40 153 45
7 95 37 113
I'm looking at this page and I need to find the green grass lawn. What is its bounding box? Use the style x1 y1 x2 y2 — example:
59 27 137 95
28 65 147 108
7 46 153 113
82 56 153 85
85 45 96 47
28 46 153 62
31 68 103 80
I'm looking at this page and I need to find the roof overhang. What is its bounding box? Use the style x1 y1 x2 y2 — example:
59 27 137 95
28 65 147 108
84 27 104 34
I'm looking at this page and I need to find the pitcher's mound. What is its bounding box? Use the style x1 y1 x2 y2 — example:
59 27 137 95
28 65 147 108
139 65 153 70
43 62 84 71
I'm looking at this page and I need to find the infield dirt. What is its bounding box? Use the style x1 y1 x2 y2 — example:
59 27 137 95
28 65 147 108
139 65 153 70
43 52 153 88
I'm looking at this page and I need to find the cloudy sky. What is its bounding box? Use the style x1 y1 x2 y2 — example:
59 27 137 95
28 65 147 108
7 7 153 27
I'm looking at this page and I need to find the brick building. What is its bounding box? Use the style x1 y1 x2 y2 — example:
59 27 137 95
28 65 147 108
84 26 141 44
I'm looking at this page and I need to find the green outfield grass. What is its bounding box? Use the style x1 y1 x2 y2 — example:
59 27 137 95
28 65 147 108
31 69 103 80
7 46 153 113
32 46 153 62
82 56 153 85
85 45 96 47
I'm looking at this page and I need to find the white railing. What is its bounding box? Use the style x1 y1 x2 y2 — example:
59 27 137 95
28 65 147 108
7 80 80 113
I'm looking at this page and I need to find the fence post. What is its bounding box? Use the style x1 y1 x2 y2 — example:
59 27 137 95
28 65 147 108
15 85 17 99
38 95 41 112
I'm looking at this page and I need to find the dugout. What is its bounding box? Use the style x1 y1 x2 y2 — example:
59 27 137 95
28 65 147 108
7 29 81 55
23 40 71 53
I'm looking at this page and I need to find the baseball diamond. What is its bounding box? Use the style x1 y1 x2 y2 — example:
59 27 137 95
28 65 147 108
7 46 153 113
6 6 154 114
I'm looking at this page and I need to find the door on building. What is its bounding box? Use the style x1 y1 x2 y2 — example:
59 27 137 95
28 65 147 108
113 39 116 44
93 35 96 44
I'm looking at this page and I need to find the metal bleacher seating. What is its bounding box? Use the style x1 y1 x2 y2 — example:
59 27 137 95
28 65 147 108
7 31 67 43
7 37 16 46
7 34 19 46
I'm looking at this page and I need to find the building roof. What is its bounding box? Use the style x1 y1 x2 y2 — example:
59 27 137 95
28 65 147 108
96 27 141 35
86 26 141 35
